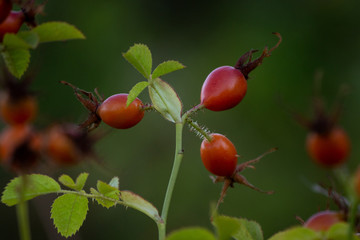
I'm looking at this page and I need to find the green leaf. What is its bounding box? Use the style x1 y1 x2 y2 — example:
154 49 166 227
326 222 359 240
108 177 119 189
93 180 120 208
59 173 88 191
127 81 149 107
268 227 320 240
1 174 61 206
123 44 152 79
148 78 182 123
32 22 85 43
75 173 89 191
2 48 30 78
17 31 40 49
234 219 263 240
152 60 185 79
59 175 76 189
120 190 162 223
51 193 88 238
213 215 242 240
2 31 39 49
167 227 216 240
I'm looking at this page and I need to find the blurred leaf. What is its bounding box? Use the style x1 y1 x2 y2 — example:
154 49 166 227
123 44 152 79
148 78 182 123
51 193 88 238
268 227 320 240
108 177 119 189
2 48 30 78
32 22 85 43
152 60 185 79
213 215 242 240
167 227 216 240
234 219 263 240
2 31 39 49
1 174 61 206
325 222 360 240
120 190 162 223
127 81 149 107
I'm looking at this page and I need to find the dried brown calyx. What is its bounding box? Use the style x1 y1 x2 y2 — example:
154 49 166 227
235 32 282 80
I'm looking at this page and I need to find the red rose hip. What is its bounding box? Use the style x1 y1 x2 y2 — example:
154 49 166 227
304 210 344 231
97 93 144 129
0 0 12 24
200 66 247 111
0 11 25 42
200 133 238 176
306 127 350 168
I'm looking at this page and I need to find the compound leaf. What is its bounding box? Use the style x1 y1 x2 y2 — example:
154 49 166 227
167 227 216 240
93 180 120 208
51 193 88 238
326 222 360 240
32 22 85 43
75 173 89 191
152 60 185 79
213 215 242 240
234 219 263 240
2 48 30 78
123 44 152 79
268 227 320 240
127 81 149 106
1 174 61 206
59 175 76 189
2 31 39 49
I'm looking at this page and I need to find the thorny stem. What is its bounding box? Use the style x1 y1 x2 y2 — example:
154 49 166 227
16 176 31 240
185 118 212 142
159 123 184 240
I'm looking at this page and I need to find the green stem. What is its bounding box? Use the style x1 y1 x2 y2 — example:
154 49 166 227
347 198 358 240
159 123 184 240
16 176 31 240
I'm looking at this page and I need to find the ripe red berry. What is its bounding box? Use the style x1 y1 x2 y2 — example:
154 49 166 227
0 124 31 163
44 124 95 166
306 127 350 168
200 66 247 111
0 124 40 172
97 93 144 129
0 0 12 24
0 10 25 42
200 133 238 176
303 210 344 231
44 125 79 165
0 92 37 125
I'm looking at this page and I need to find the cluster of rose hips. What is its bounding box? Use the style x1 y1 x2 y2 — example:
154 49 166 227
56 34 282 210
0 72 95 173
197 33 282 209
287 77 360 232
0 0 42 42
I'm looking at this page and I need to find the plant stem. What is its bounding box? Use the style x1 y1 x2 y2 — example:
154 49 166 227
159 123 184 240
16 176 31 240
347 198 358 240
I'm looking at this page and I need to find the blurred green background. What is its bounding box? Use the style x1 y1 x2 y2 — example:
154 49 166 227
1 0 360 239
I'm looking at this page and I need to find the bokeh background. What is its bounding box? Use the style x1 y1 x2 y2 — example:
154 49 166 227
1 0 360 239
